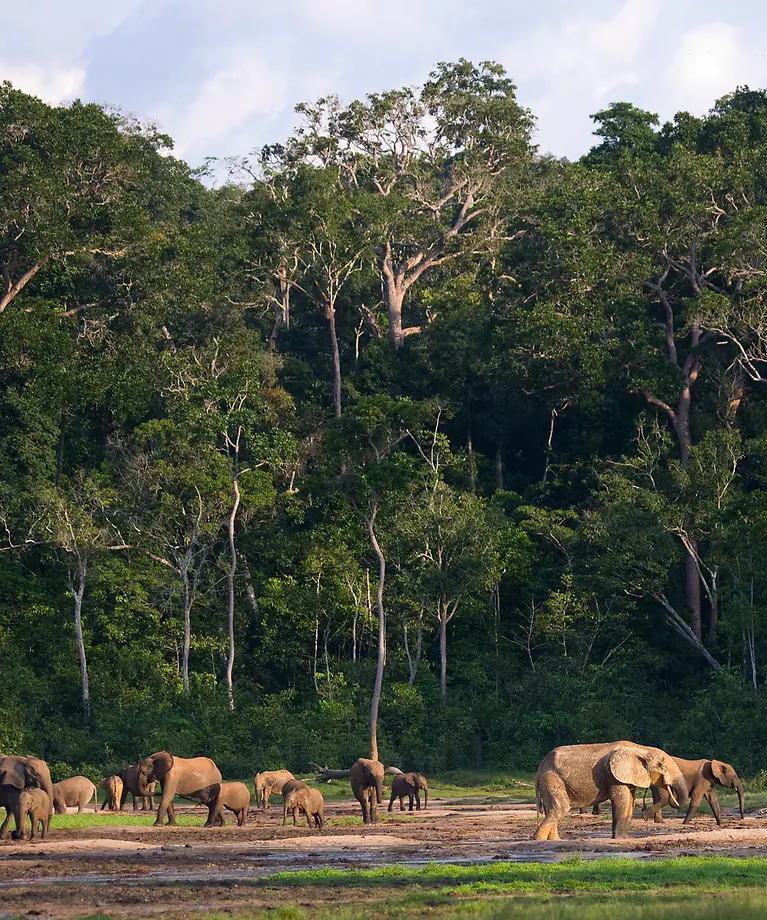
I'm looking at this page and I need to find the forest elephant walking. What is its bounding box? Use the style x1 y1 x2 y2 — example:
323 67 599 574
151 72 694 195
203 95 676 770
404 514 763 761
350 758 384 825
0 755 55 839
137 752 222 826
388 772 428 812
52 776 97 814
535 742 688 840
643 757 745 825
195 782 250 826
255 770 294 809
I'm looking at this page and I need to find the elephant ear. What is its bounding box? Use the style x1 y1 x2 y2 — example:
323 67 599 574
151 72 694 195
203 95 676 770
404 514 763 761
710 760 729 784
609 748 652 787
151 752 174 780
0 762 24 789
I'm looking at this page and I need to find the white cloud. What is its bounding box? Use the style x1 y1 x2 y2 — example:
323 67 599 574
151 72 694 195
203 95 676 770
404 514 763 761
665 22 766 114
501 0 663 157
0 61 86 104
169 54 288 155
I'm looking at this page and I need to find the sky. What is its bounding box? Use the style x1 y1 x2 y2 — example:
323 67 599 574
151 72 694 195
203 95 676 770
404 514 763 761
3 0 767 171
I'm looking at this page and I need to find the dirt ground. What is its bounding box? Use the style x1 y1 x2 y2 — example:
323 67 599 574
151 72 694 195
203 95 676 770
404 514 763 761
0 798 763 918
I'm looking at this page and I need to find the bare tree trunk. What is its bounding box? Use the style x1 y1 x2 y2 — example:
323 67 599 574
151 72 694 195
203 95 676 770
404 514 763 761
325 302 342 418
495 445 504 491
467 425 475 492
225 480 241 711
181 566 191 698
366 503 386 762
70 555 90 720
237 552 259 618
439 609 448 704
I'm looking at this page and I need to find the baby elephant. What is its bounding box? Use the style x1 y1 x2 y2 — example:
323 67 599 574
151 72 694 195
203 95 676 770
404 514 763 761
282 780 325 829
388 772 429 812
12 788 50 840
52 776 97 814
196 782 250 827
100 774 124 811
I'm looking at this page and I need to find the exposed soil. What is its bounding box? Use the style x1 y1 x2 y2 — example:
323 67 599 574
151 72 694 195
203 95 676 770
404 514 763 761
0 798 761 918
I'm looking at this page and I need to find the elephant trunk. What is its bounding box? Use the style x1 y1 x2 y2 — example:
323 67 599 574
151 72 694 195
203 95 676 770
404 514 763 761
375 775 383 805
669 775 689 810
423 786 428 808
735 778 745 819
136 775 153 796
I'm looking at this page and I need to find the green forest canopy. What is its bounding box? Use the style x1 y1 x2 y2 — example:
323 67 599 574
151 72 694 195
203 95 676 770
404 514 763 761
3 66 767 780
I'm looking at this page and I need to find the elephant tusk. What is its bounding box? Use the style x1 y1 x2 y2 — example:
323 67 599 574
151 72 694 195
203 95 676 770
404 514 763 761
668 789 680 809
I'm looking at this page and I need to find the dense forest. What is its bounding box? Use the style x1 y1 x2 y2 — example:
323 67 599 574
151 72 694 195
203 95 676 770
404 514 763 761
3 62 767 783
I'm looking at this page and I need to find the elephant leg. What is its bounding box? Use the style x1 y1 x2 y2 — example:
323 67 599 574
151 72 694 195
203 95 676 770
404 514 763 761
643 787 668 824
369 790 379 825
683 785 706 824
592 803 601 816
610 786 634 839
205 803 216 827
303 807 314 829
705 790 722 826
533 772 567 841
156 786 176 826
399 796 405 812
415 791 421 811
388 790 396 813
264 787 272 810
408 793 415 812
237 809 245 827
360 798 370 823
292 806 299 827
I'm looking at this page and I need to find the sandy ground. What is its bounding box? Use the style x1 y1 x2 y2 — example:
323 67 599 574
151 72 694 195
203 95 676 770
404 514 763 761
0 798 762 918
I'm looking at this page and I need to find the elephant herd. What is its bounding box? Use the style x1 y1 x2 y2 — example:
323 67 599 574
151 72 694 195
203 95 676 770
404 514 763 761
1 741 741 843
535 741 746 840
0 750 431 840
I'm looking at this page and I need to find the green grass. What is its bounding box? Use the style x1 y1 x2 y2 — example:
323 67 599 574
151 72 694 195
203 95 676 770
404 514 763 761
80 858 767 919
260 856 767 892
51 811 209 828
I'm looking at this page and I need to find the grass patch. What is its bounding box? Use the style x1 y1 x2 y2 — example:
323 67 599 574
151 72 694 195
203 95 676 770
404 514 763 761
51 812 208 828
260 856 767 892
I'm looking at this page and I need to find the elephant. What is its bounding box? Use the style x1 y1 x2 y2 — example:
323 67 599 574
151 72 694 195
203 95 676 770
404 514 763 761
350 758 384 825
11 788 50 840
194 782 250 827
388 772 428 812
100 775 124 812
643 757 745 826
52 776 97 814
535 741 688 840
137 751 222 826
118 764 156 811
254 770 294 809
282 780 325 829
0 755 54 839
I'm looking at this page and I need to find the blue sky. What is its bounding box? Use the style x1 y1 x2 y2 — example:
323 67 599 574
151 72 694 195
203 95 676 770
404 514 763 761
6 0 767 169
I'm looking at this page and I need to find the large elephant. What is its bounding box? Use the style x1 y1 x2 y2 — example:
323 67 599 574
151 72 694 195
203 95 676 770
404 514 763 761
388 772 428 812
535 741 688 840
137 752 222 826
0 755 54 839
350 758 384 825
643 757 745 825
254 770 294 809
52 776 97 814
118 764 156 811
